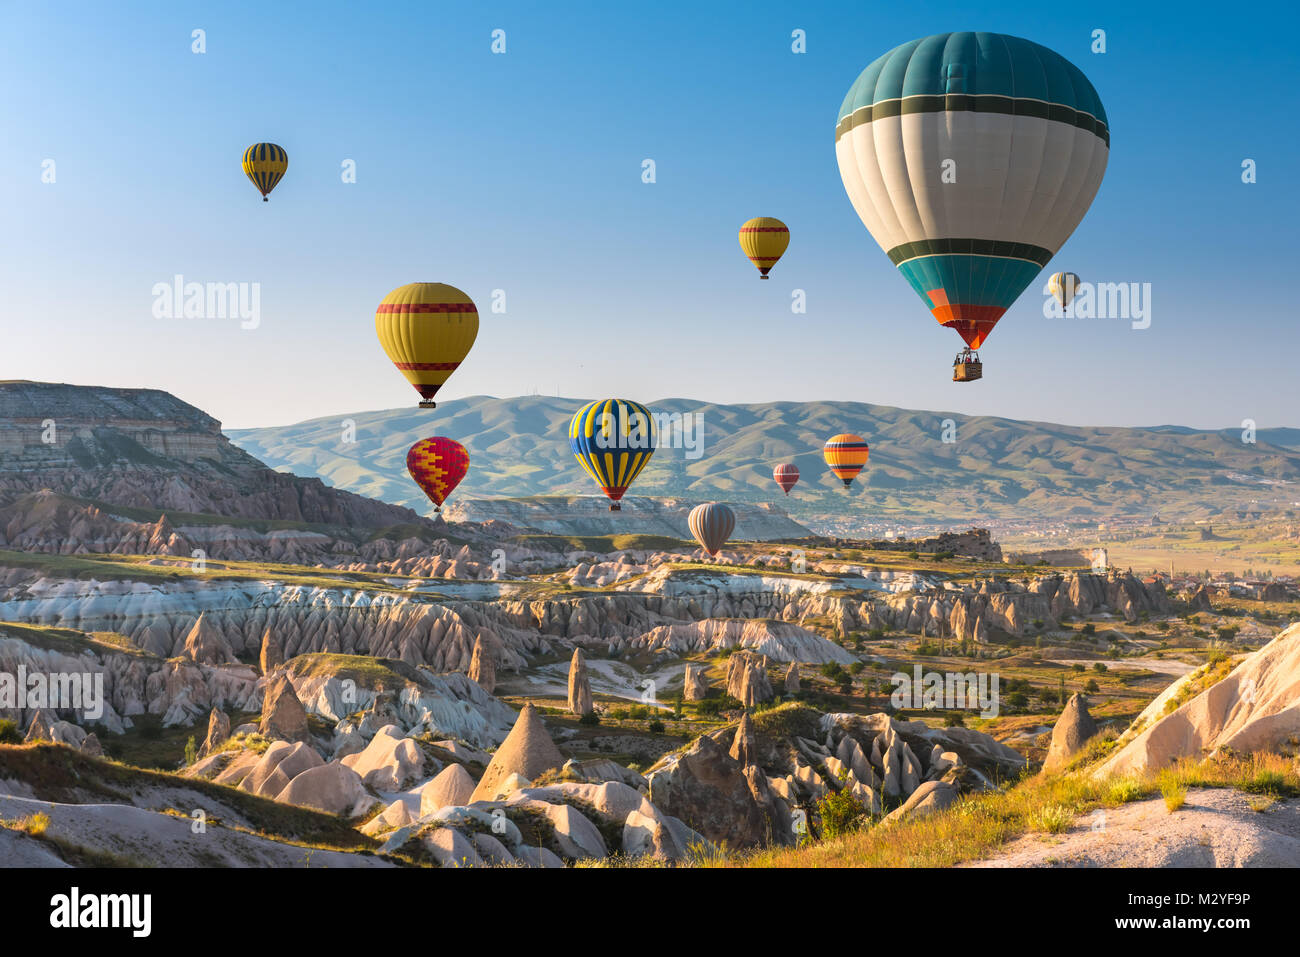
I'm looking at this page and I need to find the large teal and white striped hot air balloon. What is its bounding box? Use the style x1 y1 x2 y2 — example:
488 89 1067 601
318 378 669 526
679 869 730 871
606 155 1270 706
835 33 1109 379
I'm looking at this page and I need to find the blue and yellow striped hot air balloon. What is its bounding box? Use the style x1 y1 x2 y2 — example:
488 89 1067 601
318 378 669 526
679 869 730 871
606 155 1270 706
242 143 288 201
835 33 1109 376
569 399 657 511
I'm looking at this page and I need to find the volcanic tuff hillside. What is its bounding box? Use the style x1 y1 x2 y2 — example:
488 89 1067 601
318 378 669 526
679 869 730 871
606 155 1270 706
0 381 429 530
229 395 1300 527
444 495 813 541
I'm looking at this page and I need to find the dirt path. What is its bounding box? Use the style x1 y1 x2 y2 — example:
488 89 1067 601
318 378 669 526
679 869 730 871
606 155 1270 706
966 789 1300 867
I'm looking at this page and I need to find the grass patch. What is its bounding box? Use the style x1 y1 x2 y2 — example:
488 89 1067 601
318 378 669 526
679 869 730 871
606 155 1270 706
1159 773 1187 811
1030 803 1074 833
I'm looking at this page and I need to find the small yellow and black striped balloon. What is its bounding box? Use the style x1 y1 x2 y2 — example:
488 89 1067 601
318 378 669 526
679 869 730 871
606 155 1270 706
242 143 288 201
738 217 790 278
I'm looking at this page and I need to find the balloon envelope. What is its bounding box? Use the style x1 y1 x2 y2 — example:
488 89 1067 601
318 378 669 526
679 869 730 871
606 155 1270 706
773 463 800 495
835 33 1109 349
376 283 479 407
824 434 869 488
406 437 469 510
242 143 288 200
688 503 736 557
569 399 657 506
738 217 790 278
1048 272 1082 310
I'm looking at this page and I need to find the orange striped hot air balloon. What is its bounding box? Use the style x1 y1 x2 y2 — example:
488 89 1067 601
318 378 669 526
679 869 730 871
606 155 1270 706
375 283 479 409
738 217 790 279
406 437 469 511
823 434 869 488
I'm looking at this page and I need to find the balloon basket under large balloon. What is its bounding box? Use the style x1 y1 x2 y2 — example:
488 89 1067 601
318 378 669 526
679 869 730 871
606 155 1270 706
419 400 437 409
759 275 769 280
952 350 983 382
609 503 621 512
263 197 268 202
842 480 853 489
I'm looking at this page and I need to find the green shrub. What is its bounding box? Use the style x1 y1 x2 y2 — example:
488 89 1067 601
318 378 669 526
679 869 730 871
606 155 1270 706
647 719 665 734
578 711 601 727
819 662 847 681
817 790 868 839
0 719 21 745
696 696 741 717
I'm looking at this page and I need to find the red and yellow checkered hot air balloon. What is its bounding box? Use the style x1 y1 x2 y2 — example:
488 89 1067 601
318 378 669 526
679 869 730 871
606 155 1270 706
823 434 869 488
738 217 790 279
406 437 469 512
376 283 479 409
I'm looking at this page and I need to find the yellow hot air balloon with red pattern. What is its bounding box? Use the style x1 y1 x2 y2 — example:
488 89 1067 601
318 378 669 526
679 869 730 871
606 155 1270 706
738 217 790 279
375 283 479 408
823 433 869 488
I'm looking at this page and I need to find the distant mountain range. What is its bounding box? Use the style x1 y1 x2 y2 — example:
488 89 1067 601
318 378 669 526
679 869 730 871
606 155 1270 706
228 395 1300 529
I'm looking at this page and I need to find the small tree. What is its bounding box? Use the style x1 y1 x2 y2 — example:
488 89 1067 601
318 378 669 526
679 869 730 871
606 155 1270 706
0 719 21 745
817 790 868 839
184 735 197 766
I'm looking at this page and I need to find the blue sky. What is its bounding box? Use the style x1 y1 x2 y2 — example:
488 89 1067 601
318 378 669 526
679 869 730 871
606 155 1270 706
2 0 1297 431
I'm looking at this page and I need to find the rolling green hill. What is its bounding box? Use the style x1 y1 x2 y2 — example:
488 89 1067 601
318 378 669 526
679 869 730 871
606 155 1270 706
228 396 1300 529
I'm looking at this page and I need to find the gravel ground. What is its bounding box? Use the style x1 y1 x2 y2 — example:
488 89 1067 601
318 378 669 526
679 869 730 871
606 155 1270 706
967 788 1300 867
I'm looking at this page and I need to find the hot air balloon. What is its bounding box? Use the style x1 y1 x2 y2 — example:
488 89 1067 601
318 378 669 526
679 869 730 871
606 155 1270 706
824 434 869 488
738 217 790 279
242 143 288 201
834 33 1109 381
1048 272 1082 311
773 463 800 496
569 399 656 511
688 503 735 557
375 283 479 409
406 437 469 511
